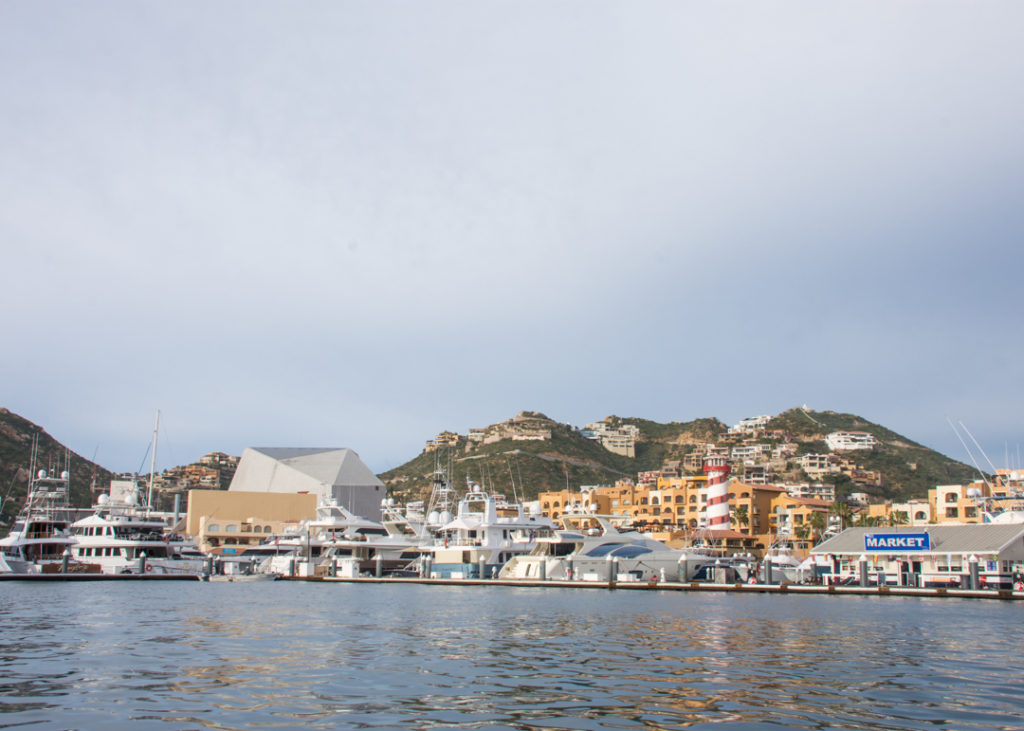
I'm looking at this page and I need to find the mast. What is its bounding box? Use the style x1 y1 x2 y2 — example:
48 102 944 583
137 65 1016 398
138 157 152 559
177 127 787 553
147 410 160 514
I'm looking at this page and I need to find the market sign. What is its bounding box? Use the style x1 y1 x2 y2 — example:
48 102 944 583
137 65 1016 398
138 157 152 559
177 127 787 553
864 533 931 551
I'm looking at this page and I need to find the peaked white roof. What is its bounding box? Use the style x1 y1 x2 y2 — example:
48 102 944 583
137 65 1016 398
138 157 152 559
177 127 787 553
247 447 384 489
228 447 385 520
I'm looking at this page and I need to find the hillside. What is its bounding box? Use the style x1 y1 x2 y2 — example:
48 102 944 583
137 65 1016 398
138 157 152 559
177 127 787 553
380 409 978 504
767 408 978 500
0 409 112 526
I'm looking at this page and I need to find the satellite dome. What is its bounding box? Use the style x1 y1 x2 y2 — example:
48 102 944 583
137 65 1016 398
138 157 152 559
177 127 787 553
38 470 47 479
98 494 110 506
427 510 440 525
438 510 452 524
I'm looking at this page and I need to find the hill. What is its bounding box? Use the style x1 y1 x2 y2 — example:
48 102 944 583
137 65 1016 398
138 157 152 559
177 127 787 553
0 408 113 527
767 408 978 501
380 408 979 504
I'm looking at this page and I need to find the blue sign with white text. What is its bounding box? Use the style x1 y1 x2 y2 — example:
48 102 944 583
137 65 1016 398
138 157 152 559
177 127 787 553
864 533 931 551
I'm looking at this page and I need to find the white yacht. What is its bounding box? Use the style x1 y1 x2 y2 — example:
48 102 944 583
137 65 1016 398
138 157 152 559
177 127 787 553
244 497 413 576
499 507 715 582
0 444 78 574
421 482 557 579
69 476 205 576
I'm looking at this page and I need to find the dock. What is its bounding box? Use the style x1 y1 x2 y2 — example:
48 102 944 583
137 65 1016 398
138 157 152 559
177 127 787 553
276 574 1023 600
0 573 203 582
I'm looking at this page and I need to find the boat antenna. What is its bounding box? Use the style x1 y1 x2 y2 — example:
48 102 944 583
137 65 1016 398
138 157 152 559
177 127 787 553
959 421 999 476
147 410 160 514
506 458 519 503
947 418 991 488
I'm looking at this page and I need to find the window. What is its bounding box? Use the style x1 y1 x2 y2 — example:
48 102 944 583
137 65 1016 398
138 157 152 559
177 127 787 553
915 511 926 521
225 525 238 533
945 494 958 504
208 524 220 533
945 508 958 518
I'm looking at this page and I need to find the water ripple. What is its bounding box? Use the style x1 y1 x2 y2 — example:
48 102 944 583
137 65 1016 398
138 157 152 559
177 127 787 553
0 584 1021 729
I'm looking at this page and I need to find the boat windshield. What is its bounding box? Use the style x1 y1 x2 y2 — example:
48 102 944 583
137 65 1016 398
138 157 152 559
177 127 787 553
585 542 628 557
610 545 653 558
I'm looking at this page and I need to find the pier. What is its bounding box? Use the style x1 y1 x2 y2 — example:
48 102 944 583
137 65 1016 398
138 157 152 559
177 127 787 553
276 574 1023 600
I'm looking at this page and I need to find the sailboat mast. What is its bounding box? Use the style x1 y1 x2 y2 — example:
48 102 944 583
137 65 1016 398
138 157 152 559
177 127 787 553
147 410 160 513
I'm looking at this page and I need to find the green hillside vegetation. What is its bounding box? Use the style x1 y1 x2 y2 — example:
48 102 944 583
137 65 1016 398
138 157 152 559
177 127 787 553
768 408 979 501
0 409 112 527
382 409 979 505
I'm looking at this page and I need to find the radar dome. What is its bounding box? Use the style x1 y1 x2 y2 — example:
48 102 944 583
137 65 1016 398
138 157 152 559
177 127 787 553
61 471 70 480
98 494 110 506
966 487 983 498
38 470 47 479
438 510 452 524
427 510 440 525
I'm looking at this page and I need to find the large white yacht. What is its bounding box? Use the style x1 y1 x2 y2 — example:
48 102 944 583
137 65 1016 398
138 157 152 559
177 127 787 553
243 497 414 576
421 481 557 579
69 475 205 576
499 507 715 582
0 443 78 574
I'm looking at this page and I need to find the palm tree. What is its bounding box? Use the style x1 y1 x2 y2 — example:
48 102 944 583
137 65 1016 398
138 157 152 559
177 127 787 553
829 501 853 532
808 511 827 540
732 504 749 533
794 522 811 545
888 510 908 527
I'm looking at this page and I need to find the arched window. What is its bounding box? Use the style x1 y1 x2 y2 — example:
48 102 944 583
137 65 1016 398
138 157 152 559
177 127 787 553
945 493 958 504
207 524 220 533
914 511 926 521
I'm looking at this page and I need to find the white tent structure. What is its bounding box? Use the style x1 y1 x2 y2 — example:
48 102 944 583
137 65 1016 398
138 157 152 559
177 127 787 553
228 447 386 521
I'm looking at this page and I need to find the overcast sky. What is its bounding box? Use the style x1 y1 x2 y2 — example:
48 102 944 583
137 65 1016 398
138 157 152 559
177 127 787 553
2 2 1021 476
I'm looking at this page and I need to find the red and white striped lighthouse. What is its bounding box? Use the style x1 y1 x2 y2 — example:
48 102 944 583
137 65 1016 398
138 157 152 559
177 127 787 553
703 455 732 528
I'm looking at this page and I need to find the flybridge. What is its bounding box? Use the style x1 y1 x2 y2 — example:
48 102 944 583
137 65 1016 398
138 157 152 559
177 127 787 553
864 533 931 551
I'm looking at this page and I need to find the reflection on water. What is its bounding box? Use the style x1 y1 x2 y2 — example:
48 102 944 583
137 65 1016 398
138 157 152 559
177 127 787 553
0 582 1021 730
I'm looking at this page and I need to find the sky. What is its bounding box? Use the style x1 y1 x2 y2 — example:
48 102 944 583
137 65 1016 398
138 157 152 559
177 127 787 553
1 2 1022 476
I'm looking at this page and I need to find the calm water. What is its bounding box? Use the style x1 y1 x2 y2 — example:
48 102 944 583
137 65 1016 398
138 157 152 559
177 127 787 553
0 582 1021 730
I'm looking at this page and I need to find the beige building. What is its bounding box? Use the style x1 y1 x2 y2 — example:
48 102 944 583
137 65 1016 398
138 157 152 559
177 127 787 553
186 489 318 555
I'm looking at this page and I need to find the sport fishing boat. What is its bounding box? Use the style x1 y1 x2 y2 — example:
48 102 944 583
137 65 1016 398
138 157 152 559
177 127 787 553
0 441 79 574
499 506 715 582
